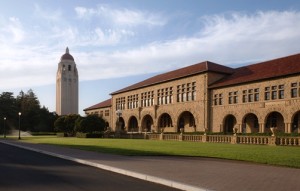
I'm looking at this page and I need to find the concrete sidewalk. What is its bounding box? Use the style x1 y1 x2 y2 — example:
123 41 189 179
1 139 299 191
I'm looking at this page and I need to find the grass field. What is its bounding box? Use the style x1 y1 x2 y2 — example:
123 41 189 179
16 136 300 168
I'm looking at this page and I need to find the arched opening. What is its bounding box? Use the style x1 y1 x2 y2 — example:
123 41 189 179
158 113 173 129
117 117 125 131
265 112 284 133
177 111 195 132
242 113 259 133
105 122 109 130
142 115 153 132
223 115 236 134
292 111 300 133
128 116 138 132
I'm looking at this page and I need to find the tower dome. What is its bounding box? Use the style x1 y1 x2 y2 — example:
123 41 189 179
60 47 74 61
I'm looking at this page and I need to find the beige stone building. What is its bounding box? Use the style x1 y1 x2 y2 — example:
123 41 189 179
56 47 79 115
83 99 112 128
84 53 300 134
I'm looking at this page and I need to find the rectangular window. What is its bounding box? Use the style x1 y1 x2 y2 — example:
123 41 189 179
176 82 196 102
254 88 259 101
255 93 259 101
116 97 125 110
229 96 233 104
279 90 284 99
213 94 223 105
243 95 247 103
291 83 298 98
214 94 218 105
228 91 238 104
271 91 277 100
248 94 253 102
219 94 223 105
265 87 270 100
158 87 172 105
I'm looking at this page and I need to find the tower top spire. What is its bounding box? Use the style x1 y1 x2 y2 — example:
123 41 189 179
60 47 74 61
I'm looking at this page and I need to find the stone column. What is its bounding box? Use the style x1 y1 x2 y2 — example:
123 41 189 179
259 123 265 133
285 123 291 133
238 123 242 133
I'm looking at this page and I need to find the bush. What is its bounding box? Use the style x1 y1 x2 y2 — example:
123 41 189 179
54 114 81 136
76 115 106 134
56 132 68 137
76 132 103 138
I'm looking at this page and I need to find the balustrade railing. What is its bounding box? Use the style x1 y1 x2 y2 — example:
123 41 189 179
278 137 300 146
207 135 232 143
163 134 179 141
182 135 202 142
123 133 299 146
238 136 269 145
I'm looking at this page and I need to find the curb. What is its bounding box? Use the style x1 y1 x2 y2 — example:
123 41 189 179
0 140 208 191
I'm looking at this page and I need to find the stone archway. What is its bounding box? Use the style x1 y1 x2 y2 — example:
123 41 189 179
158 113 173 130
142 115 153 132
265 111 284 133
117 117 125 131
292 111 300 133
128 116 138 132
177 111 196 132
242 113 259 133
223 114 237 134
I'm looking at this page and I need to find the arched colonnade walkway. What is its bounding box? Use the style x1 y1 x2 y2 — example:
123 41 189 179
222 110 300 134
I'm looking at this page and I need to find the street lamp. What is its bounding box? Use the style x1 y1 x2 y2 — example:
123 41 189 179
18 112 21 140
3 117 6 138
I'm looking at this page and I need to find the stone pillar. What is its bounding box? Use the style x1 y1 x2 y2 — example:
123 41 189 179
268 136 277 146
202 135 207 143
285 123 291 133
159 132 164 140
259 123 265 133
238 124 242 133
231 135 237 144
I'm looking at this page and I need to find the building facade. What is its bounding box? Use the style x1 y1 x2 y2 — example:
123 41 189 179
56 47 79 115
84 53 300 134
83 99 112 128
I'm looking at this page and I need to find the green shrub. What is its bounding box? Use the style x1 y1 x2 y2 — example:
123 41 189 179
76 132 103 138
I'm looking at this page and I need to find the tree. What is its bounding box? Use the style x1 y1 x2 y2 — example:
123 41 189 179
35 107 58 132
54 116 66 132
54 114 80 136
76 115 106 134
0 92 17 133
16 89 41 131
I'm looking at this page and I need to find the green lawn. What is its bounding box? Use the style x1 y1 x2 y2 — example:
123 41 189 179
17 136 300 168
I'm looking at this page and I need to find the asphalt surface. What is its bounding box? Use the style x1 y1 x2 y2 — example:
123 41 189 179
1 139 300 191
0 143 179 191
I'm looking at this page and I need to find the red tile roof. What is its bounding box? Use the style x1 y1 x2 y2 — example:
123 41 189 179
111 61 234 95
210 53 300 88
83 98 112 111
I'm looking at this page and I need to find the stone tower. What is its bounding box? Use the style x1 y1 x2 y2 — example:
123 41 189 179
56 47 79 115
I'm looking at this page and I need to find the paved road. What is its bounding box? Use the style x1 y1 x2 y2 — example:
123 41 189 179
0 143 179 191
1 139 300 191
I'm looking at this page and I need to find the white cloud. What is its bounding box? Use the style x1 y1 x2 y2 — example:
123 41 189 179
1 10 300 90
76 10 300 81
75 5 167 27
0 17 25 43
34 4 62 21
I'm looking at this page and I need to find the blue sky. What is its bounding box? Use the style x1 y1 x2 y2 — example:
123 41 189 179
1 0 300 115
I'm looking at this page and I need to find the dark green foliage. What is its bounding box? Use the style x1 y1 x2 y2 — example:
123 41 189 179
76 132 103 138
76 115 106 134
54 114 81 136
0 90 56 133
